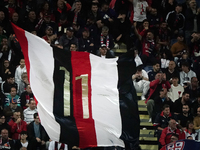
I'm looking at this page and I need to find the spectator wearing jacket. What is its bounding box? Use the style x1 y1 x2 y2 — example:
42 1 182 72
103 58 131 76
8 111 27 140
20 84 34 110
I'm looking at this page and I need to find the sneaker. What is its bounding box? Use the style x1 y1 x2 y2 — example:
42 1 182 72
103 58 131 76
141 95 146 101
148 118 152 123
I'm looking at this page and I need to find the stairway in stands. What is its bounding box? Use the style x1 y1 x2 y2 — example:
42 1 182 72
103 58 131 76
113 45 158 150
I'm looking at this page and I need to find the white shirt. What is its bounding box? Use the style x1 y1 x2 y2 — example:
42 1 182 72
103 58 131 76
179 70 196 86
23 107 38 124
167 84 184 102
133 0 148 22
15 65 26 85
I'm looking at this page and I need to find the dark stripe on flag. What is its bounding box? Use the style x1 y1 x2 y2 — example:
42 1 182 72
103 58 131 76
52 47 79 146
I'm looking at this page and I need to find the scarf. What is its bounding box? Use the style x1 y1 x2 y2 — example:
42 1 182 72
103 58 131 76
101 34 109 48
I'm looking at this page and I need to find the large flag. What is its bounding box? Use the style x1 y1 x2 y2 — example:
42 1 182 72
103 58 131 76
12 23 140 149
160 139 200 150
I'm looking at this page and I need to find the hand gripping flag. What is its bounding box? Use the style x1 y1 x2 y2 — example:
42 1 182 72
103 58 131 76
12 23 140 149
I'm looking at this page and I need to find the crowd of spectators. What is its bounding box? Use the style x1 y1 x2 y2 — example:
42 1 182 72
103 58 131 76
0 0 200 149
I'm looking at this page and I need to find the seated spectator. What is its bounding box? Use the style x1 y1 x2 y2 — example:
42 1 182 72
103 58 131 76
23 99 37 124
178 104 193 130
15 131 30 150
167 75 184 102
48 141 68 150
112 10 131 50
146 73 171 122
27 113 48 150
15 59 26 87
173 91 192 115
164 60 180 83
159 119 185 147
56 14 69 38
3 98 22 122
192 93 200 115
78 28 94 53
69 43 78 51
24 11 38 33
0 113 10 134
147 8 162 32
58 27 78 51
148 61 161 81
154 89 174 114
0 129 15 150
194 107 200 141
97 44 115 58
4 87 20 107
179 62 196 87
154 105 177 141
170 33 188 58
160 51 170 71
8 111 27 141
184 121 197 140
132 65 150 100
42 26 57 44
1 74 18 96
185 77 200 102
20 84 34 110
18 72 29 96
96 26 114 53
177 51 193 69
0 60 15 81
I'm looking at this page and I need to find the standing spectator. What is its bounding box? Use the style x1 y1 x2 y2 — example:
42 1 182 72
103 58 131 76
20 84 34 110
23 99 37 124
173 91 192 115
27 113 48 150
132 65 150 100
167 75 184 102
15 59 26 87
194 107 200 141
159 119 185 147
184 121 197 140
24 11 38 32
58 27 78 51
8 111 27 140
147 61 160 81
179 62 196 87
42 26 57 44
0 129 15 150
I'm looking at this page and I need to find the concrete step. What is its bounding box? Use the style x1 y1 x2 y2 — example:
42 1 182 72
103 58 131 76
140 144 158 150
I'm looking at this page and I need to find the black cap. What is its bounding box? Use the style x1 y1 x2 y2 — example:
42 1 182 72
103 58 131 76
67 27 74 32
45 26 53 30
101 44 107 48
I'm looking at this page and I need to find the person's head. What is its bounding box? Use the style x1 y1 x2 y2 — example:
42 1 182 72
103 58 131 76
28 11 36 21
82 28 90 38
1 129 9 140
66 27 74 38
3 60 10 68
191 77 199 88
172 76 179 86
20 131 28 140
6 74 14 84
142 19 149 28
57 0 64 9
177 33 184 42
153 61 160 72
45 26 53 36
155 72 162 80
20 59 25 68
182 91 190 102
0 11 5 21
42 1 49 11
0 114 6 124
70 43 77 51
59 14 67 25
146 31 154 40
189 0 196 9
197 107 200 116
13 111 21 121
12 12 19 22
163 104 170 116
100 44 107 56
119 10 126 20
44 12 51 23
29 99 36 110
160 88 167 98
101 26 109 36
8 0 15 6
136 65 142 74
160 21 167 29
26 84 32 94
168 61 176 70
91 3 98 13
10 97 18 109
182 104 189 114
75 0 82 11
169 119 177 130
101 3 109 12
170 133 179 143
10 87 17 97
181 62 189 72
1 38 8 46
186 121 194 130
175 4 183 13
34 113 40 124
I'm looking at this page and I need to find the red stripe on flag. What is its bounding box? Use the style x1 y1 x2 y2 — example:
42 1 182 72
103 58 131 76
11 23 38 104
71 52 97 148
